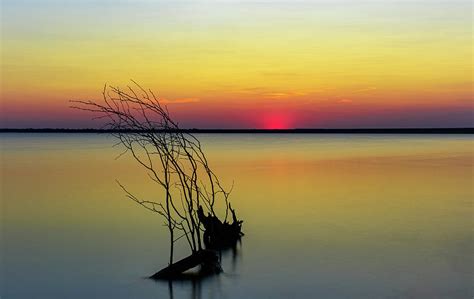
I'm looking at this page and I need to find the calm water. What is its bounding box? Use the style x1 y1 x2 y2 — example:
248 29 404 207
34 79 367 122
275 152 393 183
1 134 473 299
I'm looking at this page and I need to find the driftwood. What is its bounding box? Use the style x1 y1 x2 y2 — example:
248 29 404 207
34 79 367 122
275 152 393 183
198 205 243 249
151 250 221 280
151 205 243 280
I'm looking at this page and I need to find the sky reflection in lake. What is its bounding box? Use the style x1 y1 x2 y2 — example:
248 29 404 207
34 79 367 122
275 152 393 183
1 134 473 298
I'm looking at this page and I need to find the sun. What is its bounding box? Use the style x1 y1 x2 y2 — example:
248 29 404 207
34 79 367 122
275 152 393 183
262 112 293 129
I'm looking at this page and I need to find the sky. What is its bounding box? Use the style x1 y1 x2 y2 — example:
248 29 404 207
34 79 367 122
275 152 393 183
1 0 472 129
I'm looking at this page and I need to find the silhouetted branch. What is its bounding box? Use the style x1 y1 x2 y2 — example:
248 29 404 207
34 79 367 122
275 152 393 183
71 81 242 273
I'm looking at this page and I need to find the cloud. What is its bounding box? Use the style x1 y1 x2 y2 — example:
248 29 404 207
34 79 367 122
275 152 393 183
262 91 308 99
233 87 310 99
337 98 353 103
160 97 200 104
237 87 266 94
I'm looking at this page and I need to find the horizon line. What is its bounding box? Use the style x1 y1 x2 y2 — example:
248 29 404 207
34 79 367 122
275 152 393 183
1 128 473 134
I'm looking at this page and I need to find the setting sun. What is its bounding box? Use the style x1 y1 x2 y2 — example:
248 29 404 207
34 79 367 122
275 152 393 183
262 112 293 129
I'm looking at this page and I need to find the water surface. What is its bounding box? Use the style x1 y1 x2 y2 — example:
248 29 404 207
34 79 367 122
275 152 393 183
1 134 473 298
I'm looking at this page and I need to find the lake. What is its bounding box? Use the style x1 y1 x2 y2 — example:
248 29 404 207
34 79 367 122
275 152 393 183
1 134 473 298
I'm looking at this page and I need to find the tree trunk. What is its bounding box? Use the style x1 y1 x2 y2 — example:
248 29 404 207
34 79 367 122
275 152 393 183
150 250 221 280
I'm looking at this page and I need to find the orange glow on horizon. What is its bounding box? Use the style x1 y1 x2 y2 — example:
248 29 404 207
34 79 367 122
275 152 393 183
262 112 293 129
0 1 472 128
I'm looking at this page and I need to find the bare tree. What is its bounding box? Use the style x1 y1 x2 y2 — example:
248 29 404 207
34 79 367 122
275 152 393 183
71 81 242 277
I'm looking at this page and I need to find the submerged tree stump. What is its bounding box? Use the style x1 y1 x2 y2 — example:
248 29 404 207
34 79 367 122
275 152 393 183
151 250 221 280
151 205 243 280
73 82 244 282
198 205 243 249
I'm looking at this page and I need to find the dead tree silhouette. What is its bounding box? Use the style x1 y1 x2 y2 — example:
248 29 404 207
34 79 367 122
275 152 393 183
71 81 243 279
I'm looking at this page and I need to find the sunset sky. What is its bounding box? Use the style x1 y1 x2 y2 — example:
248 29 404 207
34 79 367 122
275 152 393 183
1 0 472 129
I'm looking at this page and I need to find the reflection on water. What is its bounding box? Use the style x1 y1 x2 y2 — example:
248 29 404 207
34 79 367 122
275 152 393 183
1 134 473 298
160 241 242 299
